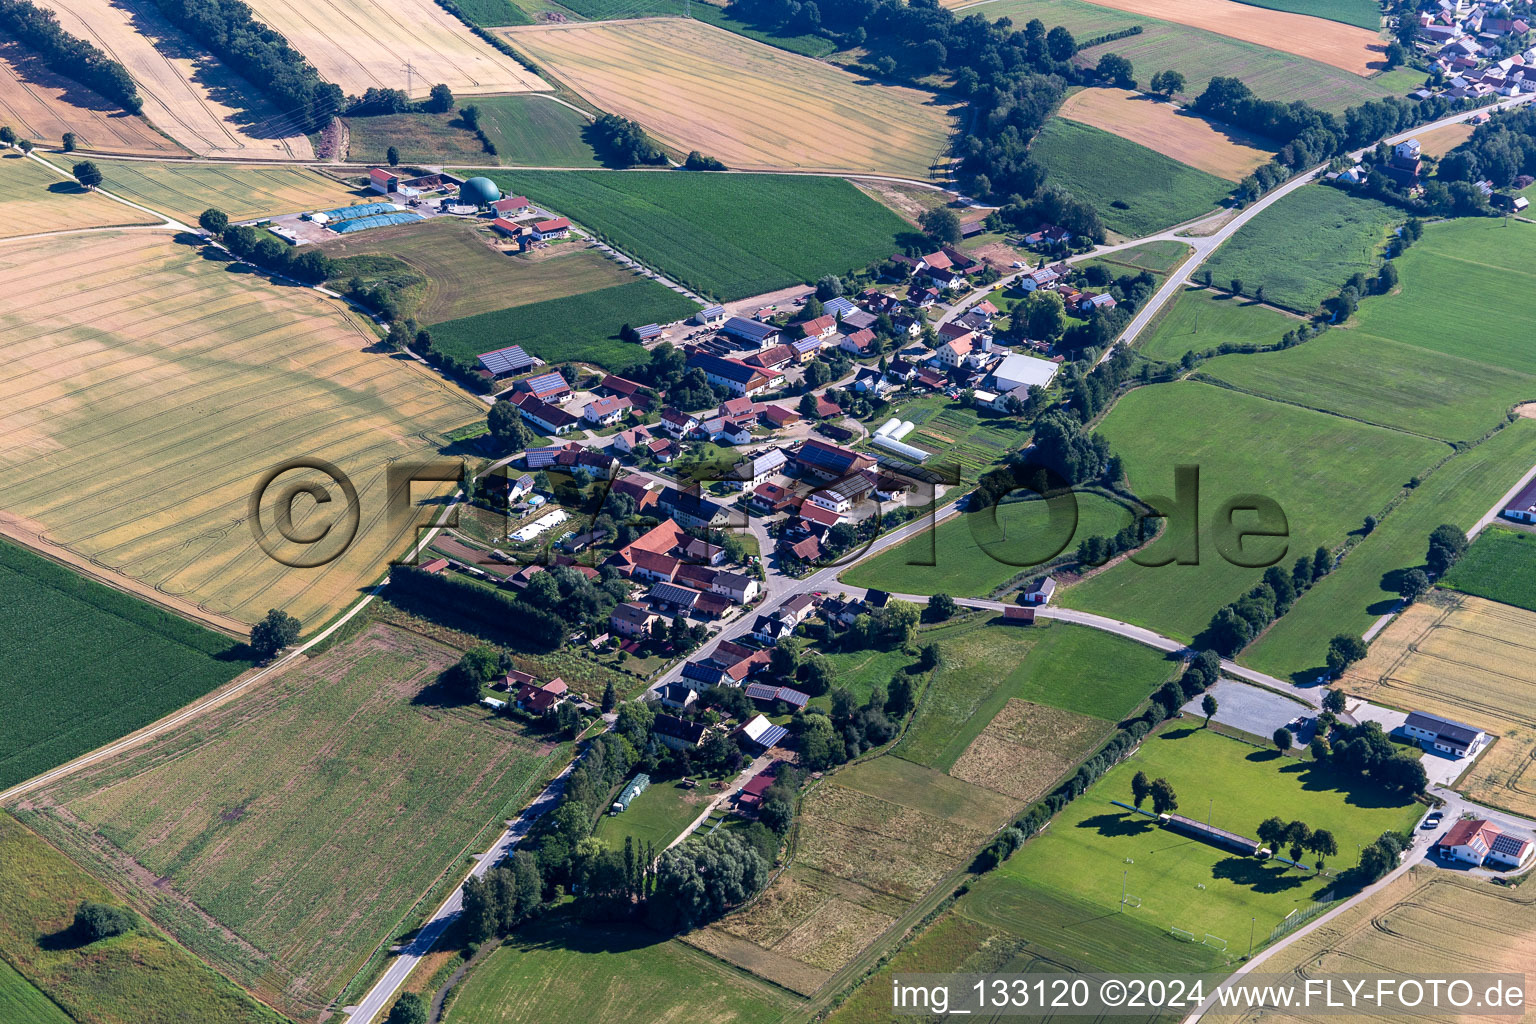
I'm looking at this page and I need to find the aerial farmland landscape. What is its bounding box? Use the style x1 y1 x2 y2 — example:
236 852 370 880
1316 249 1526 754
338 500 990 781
3 0 1536 1020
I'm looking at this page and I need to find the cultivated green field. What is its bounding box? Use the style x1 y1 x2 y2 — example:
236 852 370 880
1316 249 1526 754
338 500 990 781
0 539 254 793
1440 528 1536 612
1347 218 1536 376
841 491 1132 596
0 813 287 1024
993 725 1420 947
1080 239 1193 278
431 279 697 371
1137 286 1300 362
93 161 365 223
897 619 1174 770
1201 186 1400 312
1244 419 1536 681
969 0 1401 112
445 916 799 1023
0 960 71 1024
1030 118 1233 237
1234 0 1379 28
350 97 600 166
1061 382 1448 642
470 170 913 300
867 393 1032 483
450 0 531 26
320 217 638 323
1201 328 1536 443
18 624 556 1021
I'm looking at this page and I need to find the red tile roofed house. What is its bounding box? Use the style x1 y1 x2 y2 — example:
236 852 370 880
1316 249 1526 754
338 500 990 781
718 396 756 420
940 245 978 272
812 395 841 419
582 395 633 426
937 321 975 343
629 548 679 583
839 328 878 357
611 424 653 456
747 344 797 371
610 601 658 637
796 437 875 481
798 502 847 533
512 393 578 435
609 518 688 572
491 216 525 238
531 217 571 240
491 195 530 215
601 374 651 408
1435 819 1512 866
609 475 658 511
513 372 572 402
648 437 680 462
515 677 568 713
921 250 953 271
799 314 838 339
368 167 399 193
750 481 797 513
935 335 973 368
722 648 771 681
658 407 701 439
759 404 800 429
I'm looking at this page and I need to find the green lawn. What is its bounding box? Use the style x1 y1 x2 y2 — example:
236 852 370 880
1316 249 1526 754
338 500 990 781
898 620 1176 771
0 813 287 1024
1233 0 1379 28
0 539 254 793
1137 286 1300 362
430 279 698 372
594 777 713 852
1201 328 1536 444
841 491 1133 597
1201 186 1400 313
1244 419 1536 681
1440 528 1536 612
445 916 799 1023
468 170 915 300
993 726 1420 948
0 960 71 1024
1031 118 1233 237
350 97 598 167
1060 382 1449 642
1347 218 1536 376
346 112 489 165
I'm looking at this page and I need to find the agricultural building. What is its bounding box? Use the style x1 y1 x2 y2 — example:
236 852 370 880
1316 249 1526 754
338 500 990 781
491 216 523 237
611 773 651 813
369 168 399 193
721 316 782 348
992 352 1060 392
743 683 809 710
1501 477 1536 523
477 344 541 377
809 475 873 515
513 372 572 402
821 296 856 318
687 351 775 397
1402 711 1487 758
636 323 664 341
649 581 703 614
795 438 874 481
491 195 530 215
512 394 577 435
459 176 502 207
694 304 727 326
738 714 787 753
1022 576 1057 606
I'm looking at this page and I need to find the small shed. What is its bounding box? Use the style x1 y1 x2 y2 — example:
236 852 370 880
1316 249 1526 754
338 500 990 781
611 772 652 814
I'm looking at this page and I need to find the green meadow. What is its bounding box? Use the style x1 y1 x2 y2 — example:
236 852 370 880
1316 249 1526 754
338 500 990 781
1137 286 1300 362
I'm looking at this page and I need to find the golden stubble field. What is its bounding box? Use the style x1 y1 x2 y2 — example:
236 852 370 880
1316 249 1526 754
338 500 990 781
94 160 368 224
1233 867 1536 1024
241 0 548 97
500 19 956 178
1057 87 1277 181
0 154 159 237
0 44 183 155
33 0 314 157
1344 593 1536 818
0 230 482 632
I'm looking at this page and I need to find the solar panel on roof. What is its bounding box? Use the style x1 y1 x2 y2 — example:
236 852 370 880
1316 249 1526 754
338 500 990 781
636 324 663 339
477 345 538 376
752 724 788 748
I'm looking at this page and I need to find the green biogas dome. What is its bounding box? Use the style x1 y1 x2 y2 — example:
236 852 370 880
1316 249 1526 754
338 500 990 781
459 177 501 206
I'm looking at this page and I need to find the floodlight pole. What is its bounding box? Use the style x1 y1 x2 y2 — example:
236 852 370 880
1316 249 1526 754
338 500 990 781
1120 869 1126 911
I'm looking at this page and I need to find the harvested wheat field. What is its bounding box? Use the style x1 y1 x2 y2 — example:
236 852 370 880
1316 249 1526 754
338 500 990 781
33 0 314 157
949 699 1111 802
94 160 366 224
243 0 548 97
1027 0 1383 75
0 154 158 237
0 44 182 155
500 19 955 178
1229 867 1536 1024
1057 87 1277 180
0 230 482 632
1344 593 1536 818
1412 121 1474 158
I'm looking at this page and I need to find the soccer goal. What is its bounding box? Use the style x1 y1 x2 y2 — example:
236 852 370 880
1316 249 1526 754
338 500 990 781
1120 894 1142 909
1171 926 1196 942
1203 934 1228 950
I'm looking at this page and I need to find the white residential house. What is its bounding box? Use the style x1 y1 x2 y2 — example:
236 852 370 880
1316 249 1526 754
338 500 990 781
732 447 787 489
709 570 760 605
1402 711 1487 758
582 395 632 427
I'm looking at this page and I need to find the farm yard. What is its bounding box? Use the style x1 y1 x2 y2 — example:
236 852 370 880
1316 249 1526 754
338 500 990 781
0 812 286 1024
841 490 1133 597
1441 528 1536 612
993 725 1422 954
0 46 182 155
1060 382 1449 643
430 278 698 372
0 539 253 796
444 916 800 1024
1233 868 1536 1024
15 623 558 1021
23 0 313 157
93 160 366 224
1199 186 1401 313
0 154 157 237
1056 88 1276 181
1135 286 1300 362
1342 594 1536 819
963 0 1404 111
1245 419 1536 681
498 19 955 179
320 217 641 324
0 230 482 629
1045 0 1384 74
1029 118 1234 237
347 95 599 167
476 170 912 300
241 0 549 97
